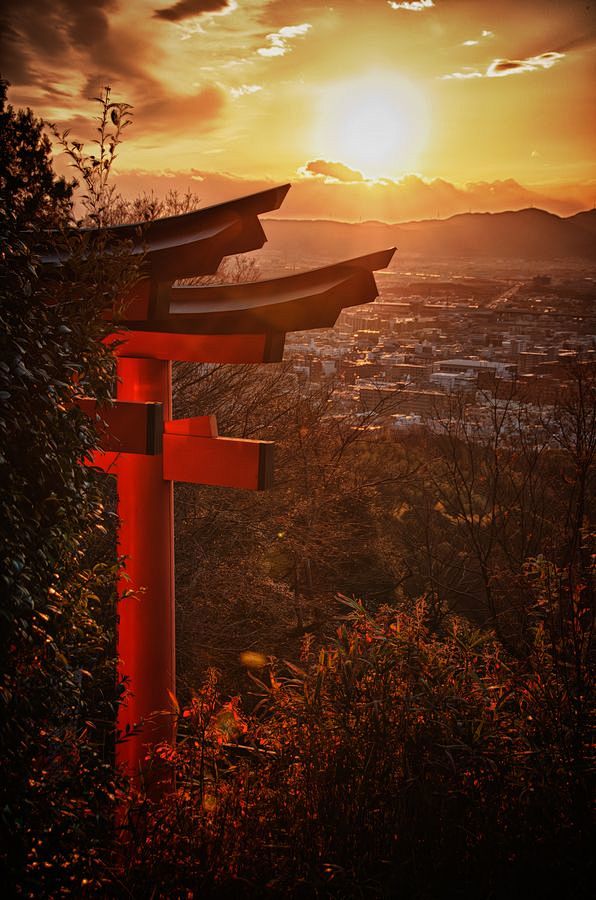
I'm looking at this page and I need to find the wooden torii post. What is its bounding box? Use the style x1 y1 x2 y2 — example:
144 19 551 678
67 185 395 784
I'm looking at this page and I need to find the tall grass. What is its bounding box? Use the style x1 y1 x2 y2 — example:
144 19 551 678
120 590 592 898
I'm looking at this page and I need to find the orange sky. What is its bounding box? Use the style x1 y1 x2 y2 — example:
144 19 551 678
3 0 595 220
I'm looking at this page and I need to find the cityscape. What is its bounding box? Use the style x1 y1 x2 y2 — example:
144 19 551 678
262 244 596 435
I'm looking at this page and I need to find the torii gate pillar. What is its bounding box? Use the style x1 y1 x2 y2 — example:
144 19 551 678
58 184 395 789
115 357 175 782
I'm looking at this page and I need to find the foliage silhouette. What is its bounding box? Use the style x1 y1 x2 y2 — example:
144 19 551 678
0 81 136 893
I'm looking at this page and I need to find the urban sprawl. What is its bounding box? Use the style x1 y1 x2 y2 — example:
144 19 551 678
274 256 595 438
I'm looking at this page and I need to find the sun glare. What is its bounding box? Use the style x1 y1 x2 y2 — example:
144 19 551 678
313 72 429 179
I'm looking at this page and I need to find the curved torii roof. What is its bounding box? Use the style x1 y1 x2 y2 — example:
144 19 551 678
123 249 396 334
42 184 291 278
42 183 396 339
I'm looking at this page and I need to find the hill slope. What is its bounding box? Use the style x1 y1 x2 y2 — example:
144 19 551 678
261 208 596 262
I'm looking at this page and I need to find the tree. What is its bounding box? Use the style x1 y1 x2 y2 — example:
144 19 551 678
50 85 132 227
172 358 413 695
0 80 73 230
0 82 136 893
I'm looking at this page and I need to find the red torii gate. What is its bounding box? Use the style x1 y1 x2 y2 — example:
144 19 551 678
70 185 394 784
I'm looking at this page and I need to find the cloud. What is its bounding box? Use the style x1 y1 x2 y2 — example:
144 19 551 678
486 51 564 77
299 159 366 183
229 83 262 99
257 23 311 58
442 50 565 81
0 0 232 145
0 20 36 83
388 1 434 11
257 45 285 58
55 82 227 143
135 84 226 135
440 68 482 80
111 168 594 222
462 30 493 47
153 0 236 23
0 0 118 86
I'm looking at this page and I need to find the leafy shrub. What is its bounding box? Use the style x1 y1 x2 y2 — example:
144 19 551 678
0 81 135 893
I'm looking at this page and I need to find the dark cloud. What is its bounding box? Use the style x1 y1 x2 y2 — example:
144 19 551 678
135 84 226 135
0 18 35 83
491 60 520 74
67 2 113 46
443 49 566 80
1 0 227 141
486 51 564 77
301 159 366 182
0 0 118 86
55 83 226 142
153 0 234 23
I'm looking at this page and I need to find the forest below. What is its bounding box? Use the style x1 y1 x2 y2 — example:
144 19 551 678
1 85 594 898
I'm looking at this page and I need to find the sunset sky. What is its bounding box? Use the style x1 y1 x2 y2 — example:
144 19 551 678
3 0 595 220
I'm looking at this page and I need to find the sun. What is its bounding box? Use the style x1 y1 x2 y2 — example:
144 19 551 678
312 71 430 179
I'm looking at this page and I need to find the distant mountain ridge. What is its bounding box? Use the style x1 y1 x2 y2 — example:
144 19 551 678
261 208 596 261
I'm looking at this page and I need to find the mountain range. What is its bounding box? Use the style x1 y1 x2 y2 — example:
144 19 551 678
261 208 596 263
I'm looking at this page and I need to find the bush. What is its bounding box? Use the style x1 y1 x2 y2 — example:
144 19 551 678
121 595 592 898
